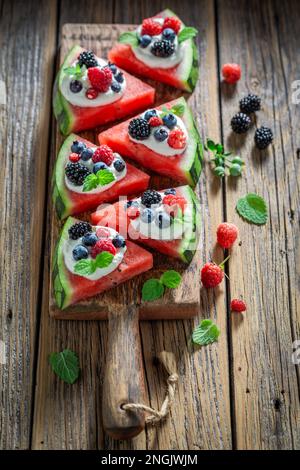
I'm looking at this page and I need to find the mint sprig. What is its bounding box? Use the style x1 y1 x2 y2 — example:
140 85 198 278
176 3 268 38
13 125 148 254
192 320 220 346
119 31 139 47
74 251 114 276
205 138 245 178
178 27 198 43
63 63 87 78
236 193 268 225
49 349 80 384
160 103 185 118
82 169 115 192
142 270 182 302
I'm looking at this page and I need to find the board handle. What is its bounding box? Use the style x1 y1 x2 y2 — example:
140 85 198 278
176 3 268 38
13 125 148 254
102 305 145 440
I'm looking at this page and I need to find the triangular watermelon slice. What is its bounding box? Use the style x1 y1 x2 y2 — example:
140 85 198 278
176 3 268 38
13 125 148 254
52 217 153 309
53 45 155 135
91 186 200 263
108 9 199 92
52 134 150 219
98 97 203 187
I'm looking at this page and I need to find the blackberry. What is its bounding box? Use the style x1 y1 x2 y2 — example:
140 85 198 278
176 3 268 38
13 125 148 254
254 126 273 149
239 94 261 113
128 118 151 140
141 190 162 207
65 162 91 186
231 112 251 134
78 51 98 68
68 221 92 240
151 40 175 58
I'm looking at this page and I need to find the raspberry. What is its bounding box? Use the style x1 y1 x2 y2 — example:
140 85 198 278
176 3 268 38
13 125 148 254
167 128 187 149
69 152 80 163
222 63 241 84
163 16 181 34
141 18 162 36
85 88 99 100
217 223 238 249
88 66 113 92
163 195 186 212
92 145 114 165
127 206 140 219
149 116 163 127
230 299 247 313
90 239 116 258
201 263 224 288
96 227 110 238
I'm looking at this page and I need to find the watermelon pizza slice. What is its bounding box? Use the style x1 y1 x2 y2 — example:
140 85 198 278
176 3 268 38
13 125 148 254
91 186 200 264
53 45 155 135
109 9 199 92
98 97 203 187
52 217 153 309
52 134 150 219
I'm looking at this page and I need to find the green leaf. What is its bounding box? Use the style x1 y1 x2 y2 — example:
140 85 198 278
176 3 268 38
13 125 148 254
170 103 185 117
236 193 268 225
63 63 86 78
49 349 80 384
192 320 220 346
119 31 139 47
142 279 164 302
95 251 114 269
206 139 216 151
96 169 115 186
160 270 182 289
216 144 224 154
178 27 198 44
82 173 98 192
74 259 96 276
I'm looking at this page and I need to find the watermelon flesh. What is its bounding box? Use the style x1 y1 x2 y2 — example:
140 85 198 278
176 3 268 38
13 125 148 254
53 45 155 135
91 186 200 263
52 217 153 309
108 9 199 92
98 97 203 187
52 133 150 219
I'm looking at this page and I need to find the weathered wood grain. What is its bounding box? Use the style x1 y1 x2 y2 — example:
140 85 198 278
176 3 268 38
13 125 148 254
217 0 300 450
0 0 57 449
32 0 232 450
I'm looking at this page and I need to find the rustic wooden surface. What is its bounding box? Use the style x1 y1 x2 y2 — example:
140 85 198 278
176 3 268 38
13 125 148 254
0 0 299 450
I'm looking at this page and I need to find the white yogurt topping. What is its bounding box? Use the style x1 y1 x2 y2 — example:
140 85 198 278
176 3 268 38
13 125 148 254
129 110 187 156
60 55 126 107
131 18 185 69
65 147 127 194
63 226 126 280
129 191 193 241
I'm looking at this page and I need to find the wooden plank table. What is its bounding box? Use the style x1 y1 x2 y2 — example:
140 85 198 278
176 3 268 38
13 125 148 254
0 0 299 450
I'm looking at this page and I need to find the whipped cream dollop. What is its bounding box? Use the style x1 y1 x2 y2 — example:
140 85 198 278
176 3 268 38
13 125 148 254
60 55 126 107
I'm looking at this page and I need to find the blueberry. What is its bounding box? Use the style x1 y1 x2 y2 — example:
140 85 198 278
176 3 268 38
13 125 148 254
155 212 171 229
72 244 89 261
111 82 121 93
71 140 86 154
115 72 124 83
162 28 176 42
108 62 117 74
80 147 94 161
144 109 157 121
154 128 168 142
70 79 83 93
125 200 139 209
93 162 108 173
139 34 152 48
164 188 176 195
112 234 126 248
141 208 154 223
82 232 98 247
113 159 125 172
162 113 177 129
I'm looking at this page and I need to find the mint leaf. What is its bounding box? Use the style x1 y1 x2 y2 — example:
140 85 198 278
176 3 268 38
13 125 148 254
82 173 98 192
192 320 220 346
170 103 185 117
119 31 139 47
74 258 96 276
142 279 164 301
160 270 182 289
63 63 86 78
95 251 114 269
236 193 268 225
206 139 216 151
49 349 80 384
178 27 198 44
216 144 224 154
96 169 115 186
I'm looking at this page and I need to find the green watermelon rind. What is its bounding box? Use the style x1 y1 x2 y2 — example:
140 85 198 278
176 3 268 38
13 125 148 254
178 186 201 263
52 217 75 309
53 45 82 135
